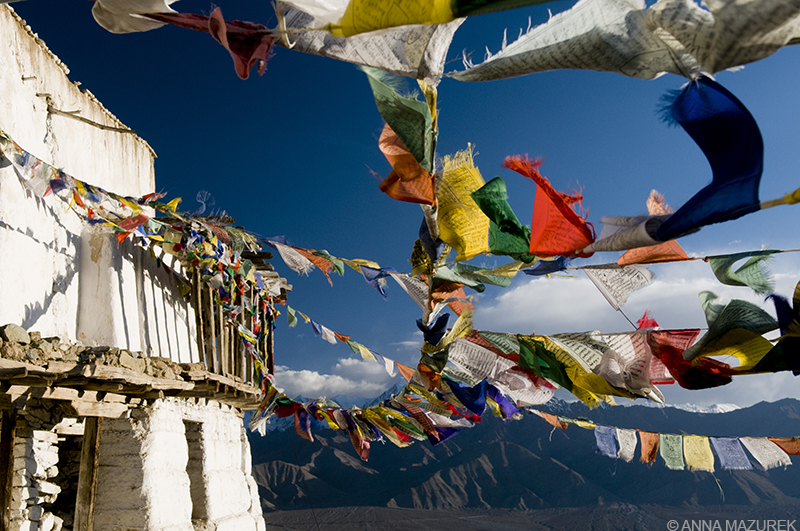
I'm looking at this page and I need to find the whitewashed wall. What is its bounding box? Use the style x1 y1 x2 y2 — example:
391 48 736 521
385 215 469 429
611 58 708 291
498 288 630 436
0 5 198 362
94 399 265 531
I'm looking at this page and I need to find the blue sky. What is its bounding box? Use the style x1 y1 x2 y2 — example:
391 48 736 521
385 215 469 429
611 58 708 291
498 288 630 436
13 0 800 408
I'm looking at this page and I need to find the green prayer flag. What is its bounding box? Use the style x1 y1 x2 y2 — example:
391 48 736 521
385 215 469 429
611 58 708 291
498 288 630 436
434 265 485 292
659 433 685 470
517 336 572 390
471 177 537 262
314 250 345 276
286 305 298 328
362 67 435 173
683 291 779 360
709 250 779 295
452 263 514 288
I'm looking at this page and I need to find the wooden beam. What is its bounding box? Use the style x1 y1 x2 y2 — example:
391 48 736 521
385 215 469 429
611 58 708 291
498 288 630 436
74 417 102 531
0 410 17 531
193 268 205 368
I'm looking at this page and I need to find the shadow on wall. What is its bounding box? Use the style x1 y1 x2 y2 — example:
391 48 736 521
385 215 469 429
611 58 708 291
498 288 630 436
0 198 82 331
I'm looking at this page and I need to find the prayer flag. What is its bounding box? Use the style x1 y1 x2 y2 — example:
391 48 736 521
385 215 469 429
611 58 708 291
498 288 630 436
448 0 697 82
659 433 685 470
521 256 571 276
709 250 778 295
683 291 778 361
594 425 617 459
323 0 559 38
655 76 763 241
503 155 595 257
92 0 177 33
377 124 435 205
741 437 793 470
639 430 660 464
276 8 462 83
710 437 753 470
436 147 491 261
683 435 715 473
471 176 535 262
144 9 277 79
647 0 800 74
583 265 653 311
616 428 638 463
363 68 435 173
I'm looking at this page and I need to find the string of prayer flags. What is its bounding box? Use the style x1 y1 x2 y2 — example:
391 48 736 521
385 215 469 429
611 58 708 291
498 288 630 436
583 264 653 311
275 8 462 84
91 0 178 33
377 124 435 205
144 9 277 79
362 68 436 173
502 155 595 258
531 411 796 472
436 147 491 261
708 250 778 295
316 0 559 38
449 0 697 83
471 176 537 262
654 76 763 242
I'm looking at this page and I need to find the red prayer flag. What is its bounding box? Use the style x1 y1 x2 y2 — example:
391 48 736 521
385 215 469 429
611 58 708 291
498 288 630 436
144 8 276 79
503 155 595 257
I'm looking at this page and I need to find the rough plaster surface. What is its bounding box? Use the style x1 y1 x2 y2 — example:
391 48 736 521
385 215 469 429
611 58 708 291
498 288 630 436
0 5 198 363
94 399 264 531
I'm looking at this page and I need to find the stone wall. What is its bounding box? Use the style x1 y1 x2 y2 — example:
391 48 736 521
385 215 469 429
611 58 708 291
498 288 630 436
11 418 64 531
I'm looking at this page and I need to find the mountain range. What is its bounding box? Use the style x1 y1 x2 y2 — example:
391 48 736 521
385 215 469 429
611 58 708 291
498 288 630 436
248 393 800 529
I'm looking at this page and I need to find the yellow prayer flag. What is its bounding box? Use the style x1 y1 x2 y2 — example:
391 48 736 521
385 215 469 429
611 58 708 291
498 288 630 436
437 147 491 261
357 343 376 362
698 328 775 372
684 435 715 472
327 0 453 37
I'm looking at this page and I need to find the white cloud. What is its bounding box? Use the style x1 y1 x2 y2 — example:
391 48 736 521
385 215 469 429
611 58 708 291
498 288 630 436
274 357 396 399
391 330 423 350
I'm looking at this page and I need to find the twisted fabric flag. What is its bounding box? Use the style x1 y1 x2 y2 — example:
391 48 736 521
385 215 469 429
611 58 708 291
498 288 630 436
275 8 462 83
683 291 778 361
708 250 778 295
363 68 436 174
655 76 763 241
503 156 595 257
91 0 178 33
377 124 435 205
314 0 560 38
144 9 277 79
